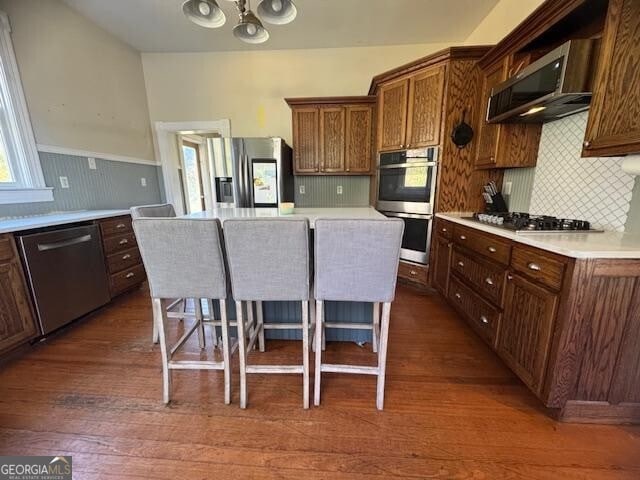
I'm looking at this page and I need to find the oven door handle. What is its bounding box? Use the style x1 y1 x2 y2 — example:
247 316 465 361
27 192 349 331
382 212 433 220
378 161 437 170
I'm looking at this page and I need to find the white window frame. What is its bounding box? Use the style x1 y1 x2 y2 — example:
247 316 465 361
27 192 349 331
0 11 52 204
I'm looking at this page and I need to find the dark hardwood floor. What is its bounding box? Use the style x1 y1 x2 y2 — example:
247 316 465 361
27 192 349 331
0 284 638 479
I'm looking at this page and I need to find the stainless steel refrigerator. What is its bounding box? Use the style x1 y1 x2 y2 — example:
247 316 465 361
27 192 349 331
207 137 294 208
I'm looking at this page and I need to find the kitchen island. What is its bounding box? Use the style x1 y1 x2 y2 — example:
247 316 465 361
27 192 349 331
183 207 386 343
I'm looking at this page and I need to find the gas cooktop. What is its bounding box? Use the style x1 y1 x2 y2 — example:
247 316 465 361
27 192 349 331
466 212 603 233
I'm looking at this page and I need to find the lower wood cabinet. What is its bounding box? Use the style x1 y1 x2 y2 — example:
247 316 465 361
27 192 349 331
498 273 558 395
431 232 452 296
397 260 429 288
0 234 38 356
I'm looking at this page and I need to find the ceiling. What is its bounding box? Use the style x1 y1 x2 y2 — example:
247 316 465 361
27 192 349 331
61 0 499 53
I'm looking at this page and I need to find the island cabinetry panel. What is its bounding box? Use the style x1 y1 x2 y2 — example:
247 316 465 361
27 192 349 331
435 217 640 424
287 97 376 175
0 234 38 356
97 215 146 298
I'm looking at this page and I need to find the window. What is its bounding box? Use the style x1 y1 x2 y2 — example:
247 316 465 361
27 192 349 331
0 12 52 204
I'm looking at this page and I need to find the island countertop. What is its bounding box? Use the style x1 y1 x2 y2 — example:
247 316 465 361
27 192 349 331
0 209 131 234
183 207 385 227
437 212 640 259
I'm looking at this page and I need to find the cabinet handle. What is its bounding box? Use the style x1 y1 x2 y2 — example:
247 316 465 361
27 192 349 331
457 261 464 268
485 277 494 285
459 235 467 240
125 272 135 278
454 293 461 300
527 262 541 271
507 274 513 280
583 140 591 148
480 315 489 325
119 238 129 245
116 223 126 229
122 253 132 260
441 227 447 233
487 246 497 253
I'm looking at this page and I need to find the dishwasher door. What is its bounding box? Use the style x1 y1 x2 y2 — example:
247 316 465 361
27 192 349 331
18 224 111 335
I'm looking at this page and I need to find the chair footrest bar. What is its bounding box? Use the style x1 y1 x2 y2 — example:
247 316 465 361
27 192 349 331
263 323 304 330
246 365 304 374
169 360 225 370
169 321 200 355
324 322 373 330
320 363 379 375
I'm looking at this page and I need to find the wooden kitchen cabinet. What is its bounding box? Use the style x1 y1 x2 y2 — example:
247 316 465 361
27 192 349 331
0 234 38 356
406 65 445 148
287 97 375 175
498 273 558 395
583 0 640 157
377 79 408 152
475 58 541 169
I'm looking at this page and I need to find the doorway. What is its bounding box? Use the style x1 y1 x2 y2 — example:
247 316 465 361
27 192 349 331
180 139 206 213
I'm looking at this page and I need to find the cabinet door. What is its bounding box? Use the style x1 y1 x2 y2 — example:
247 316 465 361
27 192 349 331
345 105 373 173
292 107 319 174
583 0 640 157
377 79 409 152
431 234 452 295
406 65 445 148
475 62 504 167
319 107 346 173
498 273 558 395
0 260 38 355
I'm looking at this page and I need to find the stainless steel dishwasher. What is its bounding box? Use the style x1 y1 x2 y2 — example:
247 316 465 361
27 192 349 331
17 224 111 335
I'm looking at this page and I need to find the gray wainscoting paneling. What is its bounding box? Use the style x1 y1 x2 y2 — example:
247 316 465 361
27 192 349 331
0 152 162 218
294 175 371 207
503 167 535 212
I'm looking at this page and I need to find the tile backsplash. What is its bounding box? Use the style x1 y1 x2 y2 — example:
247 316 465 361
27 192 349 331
503 111 637 232
294 175 371 207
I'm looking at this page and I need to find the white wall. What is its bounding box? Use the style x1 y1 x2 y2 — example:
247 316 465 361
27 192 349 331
142 43 450 145
464 0 546 44
0 0 155 161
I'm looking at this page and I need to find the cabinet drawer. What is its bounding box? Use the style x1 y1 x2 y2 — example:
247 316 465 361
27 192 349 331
106 247 141 274
448 275 500 346
110 263 145 296
511 245 566 291
451 246 507 306
453 225 511 265
99 216 133 237
435 218 453 240
103 232 137 255
0 234 16 262
398 261 428 286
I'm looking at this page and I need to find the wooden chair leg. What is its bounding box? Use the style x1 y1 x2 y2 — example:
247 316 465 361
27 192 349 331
372 302 380 353
256 301 265 352
247 301 256 349
376 302 392 410
302 300 310 409
310 299 316 353
152 306 159 344
179 298 186 322
153 298 171 404
314 300 323 406
321 303 326 351
209 299 219 348
219 299 232 405
195 298 205 350
235 300 248 409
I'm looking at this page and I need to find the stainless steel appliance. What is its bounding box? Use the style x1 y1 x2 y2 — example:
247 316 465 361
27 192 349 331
487 39 598 123
207 137 294 208
376 147 438 265
17 224 111 335
468 212 603 233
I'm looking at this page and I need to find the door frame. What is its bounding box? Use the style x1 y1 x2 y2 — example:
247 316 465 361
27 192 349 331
154 120 231 215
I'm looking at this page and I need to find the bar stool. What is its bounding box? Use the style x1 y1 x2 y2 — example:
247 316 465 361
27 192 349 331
313 218 403 410
130 204 209 349
223 218 314 409
132 217 232 404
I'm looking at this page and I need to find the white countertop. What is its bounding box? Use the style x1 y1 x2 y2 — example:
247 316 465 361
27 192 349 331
436 213 640 259
0 209 130 234
184 207 385 227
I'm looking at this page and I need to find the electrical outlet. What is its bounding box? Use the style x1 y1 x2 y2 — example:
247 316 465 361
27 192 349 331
503 181 512 195
299 185 305 195
88 157 96 169
141 177 147 187
337 185 343 195
59 176 69 189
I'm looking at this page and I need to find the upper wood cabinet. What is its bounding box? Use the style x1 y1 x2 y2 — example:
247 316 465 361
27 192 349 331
475 58 541 169
377 64 446 152
583 0 640 157
287 97 375 175
0 234 38 356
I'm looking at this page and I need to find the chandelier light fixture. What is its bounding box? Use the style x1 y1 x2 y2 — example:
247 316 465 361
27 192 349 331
182 0 297 44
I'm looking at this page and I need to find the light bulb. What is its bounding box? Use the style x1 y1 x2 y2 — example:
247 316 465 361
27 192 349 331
198 1 211 15
246 23 257 35
272 0 282 12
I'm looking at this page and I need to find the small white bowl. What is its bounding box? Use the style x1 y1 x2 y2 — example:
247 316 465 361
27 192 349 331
279 202 295 215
